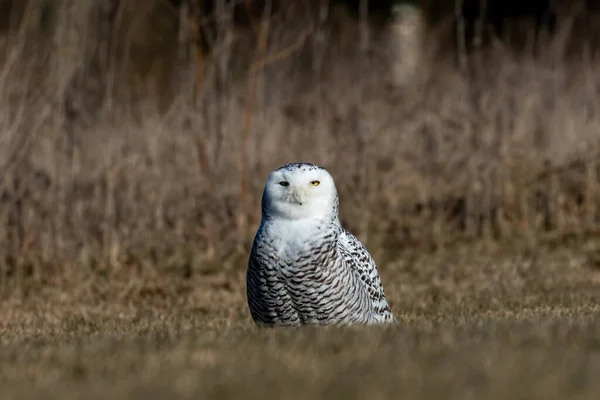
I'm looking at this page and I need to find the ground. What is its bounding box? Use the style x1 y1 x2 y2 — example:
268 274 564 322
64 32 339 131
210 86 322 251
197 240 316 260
1 239 599 399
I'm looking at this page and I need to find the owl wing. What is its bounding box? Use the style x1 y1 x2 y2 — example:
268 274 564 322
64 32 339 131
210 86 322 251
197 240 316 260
338 229 397 323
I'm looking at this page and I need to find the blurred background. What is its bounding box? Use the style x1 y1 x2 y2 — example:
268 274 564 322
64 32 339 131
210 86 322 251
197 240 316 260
1 0 600 302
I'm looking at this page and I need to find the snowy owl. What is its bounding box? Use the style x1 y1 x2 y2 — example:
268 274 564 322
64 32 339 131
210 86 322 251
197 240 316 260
246 162 397 326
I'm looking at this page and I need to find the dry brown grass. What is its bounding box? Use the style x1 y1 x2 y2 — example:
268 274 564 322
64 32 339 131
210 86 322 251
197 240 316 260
0 2 599 398
2 318 600 399
0 1 599 296
3 319 600 399
0 242 599 399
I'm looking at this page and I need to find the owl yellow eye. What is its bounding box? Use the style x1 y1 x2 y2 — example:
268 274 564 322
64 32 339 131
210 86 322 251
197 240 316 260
310 180 320 186
279 181 289 187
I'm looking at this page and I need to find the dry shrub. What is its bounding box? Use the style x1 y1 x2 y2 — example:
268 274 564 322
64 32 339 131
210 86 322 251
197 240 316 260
0 1 599 300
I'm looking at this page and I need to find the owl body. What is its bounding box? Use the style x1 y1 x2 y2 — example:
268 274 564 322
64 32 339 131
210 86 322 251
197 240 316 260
246 162 397 326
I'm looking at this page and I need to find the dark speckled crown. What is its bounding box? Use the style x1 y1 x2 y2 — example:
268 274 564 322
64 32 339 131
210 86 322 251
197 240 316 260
277 162 325 172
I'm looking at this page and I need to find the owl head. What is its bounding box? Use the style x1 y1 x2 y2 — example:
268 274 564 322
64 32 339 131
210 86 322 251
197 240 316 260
260 162 339 222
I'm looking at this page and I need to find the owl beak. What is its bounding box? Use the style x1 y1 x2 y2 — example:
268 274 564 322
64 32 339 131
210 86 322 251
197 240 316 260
291 187 308 205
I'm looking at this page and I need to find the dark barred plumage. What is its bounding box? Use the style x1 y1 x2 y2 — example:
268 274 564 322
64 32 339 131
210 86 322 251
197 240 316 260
246 162 397 326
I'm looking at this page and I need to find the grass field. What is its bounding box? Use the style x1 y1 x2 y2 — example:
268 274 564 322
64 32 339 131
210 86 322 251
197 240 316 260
1 240 599 399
